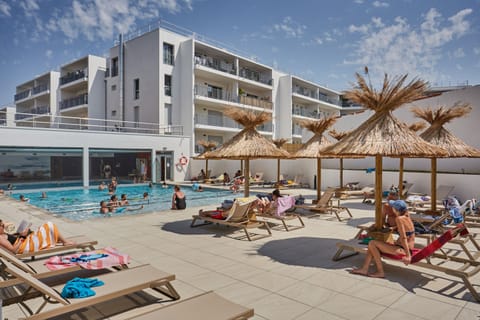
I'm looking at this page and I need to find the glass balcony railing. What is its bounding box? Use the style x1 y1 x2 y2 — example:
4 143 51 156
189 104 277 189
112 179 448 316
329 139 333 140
194 55 236 75
293 87 317 99
195 85 273 110
59 94 88 110
292 108 321 119
60 70 87 85
239 95 273 110
194 114 241 129
14 89 30 101
292 127 302 135
15 105 50 120
32 84 49 95
239 68 273 85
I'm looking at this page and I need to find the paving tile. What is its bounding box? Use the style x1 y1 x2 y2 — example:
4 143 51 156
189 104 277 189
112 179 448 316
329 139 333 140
317 292 386 320
389 293 463 319
277 281 338 307
251 293 311 320
214 281 271 305
294 308 345 320
243 271 299 292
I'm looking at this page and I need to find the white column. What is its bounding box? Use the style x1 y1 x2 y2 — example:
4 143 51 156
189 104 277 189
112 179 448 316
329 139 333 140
150 149 156 183
83 147 89 188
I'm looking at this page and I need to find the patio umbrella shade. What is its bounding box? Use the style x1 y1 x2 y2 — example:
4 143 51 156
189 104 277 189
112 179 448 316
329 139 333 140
322 72 448 229
202 109 291 197
412 102 480 210
294 115 337 201
328 129 352 189
273 138 288 187
197 140 218 180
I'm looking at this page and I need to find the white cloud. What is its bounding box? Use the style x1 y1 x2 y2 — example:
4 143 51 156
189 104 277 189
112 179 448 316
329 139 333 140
272 16 307 38
453 48 465 58
349 24 369 34
0 0 11 16
474 47 480 55
345 8 473 84
354 0 364 4
45 49 53 59
372 1 389 8
20 0 39 16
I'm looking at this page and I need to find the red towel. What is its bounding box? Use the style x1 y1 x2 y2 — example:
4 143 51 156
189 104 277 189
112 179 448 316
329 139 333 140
45 247 130 270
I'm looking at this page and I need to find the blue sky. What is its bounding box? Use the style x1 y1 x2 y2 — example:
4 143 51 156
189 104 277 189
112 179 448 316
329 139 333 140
0 0 479 105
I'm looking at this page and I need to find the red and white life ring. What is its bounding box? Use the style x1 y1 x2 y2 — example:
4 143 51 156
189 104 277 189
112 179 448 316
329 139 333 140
179 156 188 166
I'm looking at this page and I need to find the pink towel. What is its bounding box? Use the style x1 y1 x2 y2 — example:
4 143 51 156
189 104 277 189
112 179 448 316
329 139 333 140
276 196 296 217
44 247 130 271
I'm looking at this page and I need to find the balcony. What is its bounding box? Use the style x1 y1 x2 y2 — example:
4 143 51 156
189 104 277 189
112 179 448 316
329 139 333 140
195 113 241 129
32 84 49 95
195 85 273 110
318 93 341 106
257 122 272 132
293 86 317 99
60 70 87 85
14 89 30 101
194 55 236 75
60 94 88 110
239 95 272 110
292 107 321 119
15 105 50 120
239 68 273 86
292 126 302 135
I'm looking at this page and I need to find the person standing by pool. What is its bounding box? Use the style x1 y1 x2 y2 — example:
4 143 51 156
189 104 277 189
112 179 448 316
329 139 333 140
171 185 186 210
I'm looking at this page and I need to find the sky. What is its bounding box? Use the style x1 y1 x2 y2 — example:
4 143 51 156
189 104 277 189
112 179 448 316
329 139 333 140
0 0 479 105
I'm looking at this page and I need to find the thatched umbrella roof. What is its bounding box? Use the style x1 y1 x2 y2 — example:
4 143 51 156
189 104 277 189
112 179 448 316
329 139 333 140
322 71 447 230
202 109 291 160
328 129 354 189
203 109 291 196
412 102 480 157
193 140 218 179
293 116 336 158
272 138 289 187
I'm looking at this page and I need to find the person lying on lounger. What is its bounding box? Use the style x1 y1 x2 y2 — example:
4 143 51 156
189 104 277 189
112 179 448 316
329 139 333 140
350 200 415 278
0 220 75 254
255 189 281 215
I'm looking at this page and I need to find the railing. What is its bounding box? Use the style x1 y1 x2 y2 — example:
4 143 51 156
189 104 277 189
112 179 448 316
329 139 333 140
239 68 273 85
194 114 241 129
15 105 50 120
292 108 321 119
60 69 87 85
4 111 183 135
257 122 272 132
292 126 302 135
293 87 317 99
194 55 236 75
318 93 341 106
60 94 88 110
195 85 272 110
32 84 49 95
14 89 30 101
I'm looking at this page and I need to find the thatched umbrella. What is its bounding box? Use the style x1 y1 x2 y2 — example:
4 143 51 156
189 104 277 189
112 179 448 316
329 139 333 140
294 115 337 201
272 138 288 186
412 102 480 210
328 129 351 189
197 140 218 179
202 109 291 197
322 72 447 229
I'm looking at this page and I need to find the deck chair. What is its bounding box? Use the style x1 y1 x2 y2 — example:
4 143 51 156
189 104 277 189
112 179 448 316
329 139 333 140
111 291 254 320
249 172 264 185
344 186 374 198
407 185 454 209
333 224 480 302
256 195 304 232
2 260 180 320
16 234 98 260
400 183 414 198
191 197 272 241
284 175 304 188
294 188 352 221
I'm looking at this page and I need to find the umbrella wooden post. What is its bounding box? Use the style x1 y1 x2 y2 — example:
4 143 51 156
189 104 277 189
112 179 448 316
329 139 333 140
399 157 404 199
240 160 243 175
244 159 250 197
277 159 281 186
375 155 383 229
317 158 322 201
431 158 437 211
339 158 344 188
205 159 209 179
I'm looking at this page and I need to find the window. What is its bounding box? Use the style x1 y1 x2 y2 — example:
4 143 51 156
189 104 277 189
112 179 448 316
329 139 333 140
164 103 172 126
164 75 172 96
111 85 116 91
111 57 118 77
163 43 174 65
207 84 222 99
134 106 140 128
134 78 140 99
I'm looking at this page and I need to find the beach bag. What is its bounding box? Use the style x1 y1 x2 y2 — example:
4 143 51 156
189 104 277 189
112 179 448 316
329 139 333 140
295 196 305 205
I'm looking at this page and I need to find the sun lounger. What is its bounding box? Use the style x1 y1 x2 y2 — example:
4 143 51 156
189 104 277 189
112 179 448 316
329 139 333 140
293 188 352 221
344 186 374 197
283 175 305 188
2 260 180 320
16 234 98 260
406 185 454 209
191 197 272 241
111 291 254 320
256 195 305 231
333 224 480 302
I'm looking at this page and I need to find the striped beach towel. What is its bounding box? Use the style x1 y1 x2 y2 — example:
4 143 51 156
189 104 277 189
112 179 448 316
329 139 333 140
16 221 59 254
44 247 130 271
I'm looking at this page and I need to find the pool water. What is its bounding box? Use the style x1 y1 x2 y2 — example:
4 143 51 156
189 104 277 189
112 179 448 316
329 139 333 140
12 184 236 221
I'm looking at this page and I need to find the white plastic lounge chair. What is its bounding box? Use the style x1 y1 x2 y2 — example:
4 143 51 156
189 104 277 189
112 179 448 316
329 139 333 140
191 197 271 241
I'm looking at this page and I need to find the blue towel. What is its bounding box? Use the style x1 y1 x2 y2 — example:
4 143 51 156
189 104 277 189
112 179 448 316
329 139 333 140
69 253 108 263
366 168 375 173
61 277 105 298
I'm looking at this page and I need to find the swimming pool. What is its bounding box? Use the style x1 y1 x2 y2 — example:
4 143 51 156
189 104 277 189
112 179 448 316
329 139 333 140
12 184 236 221
1 180 133 191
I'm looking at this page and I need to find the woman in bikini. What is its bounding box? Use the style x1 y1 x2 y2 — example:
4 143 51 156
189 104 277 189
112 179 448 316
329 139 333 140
351 200 415 278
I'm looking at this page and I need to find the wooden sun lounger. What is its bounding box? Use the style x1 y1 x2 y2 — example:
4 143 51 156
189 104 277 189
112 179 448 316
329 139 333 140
3 261 180 320
293 188 352 221
255 196 305 231
112 291 254 320
191 197 272 241
332 225 480 302
16 234 98 260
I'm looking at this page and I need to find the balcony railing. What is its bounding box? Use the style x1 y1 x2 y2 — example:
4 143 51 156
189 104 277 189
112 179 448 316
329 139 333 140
293 86 317 99
32 84 49 95
59 94 88 110
15 105 51 121
14 89 30 101
239 68 273 85
195 85 273 110
292 108 321 119
195 55 236 75
292 127 302 135
318 93 341 106
60 70 87 85
195 114 241 129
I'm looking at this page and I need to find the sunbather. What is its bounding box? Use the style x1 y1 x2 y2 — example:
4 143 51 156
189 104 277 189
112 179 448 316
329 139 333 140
0 219 75 254
256 189 281 215
350 200 415 278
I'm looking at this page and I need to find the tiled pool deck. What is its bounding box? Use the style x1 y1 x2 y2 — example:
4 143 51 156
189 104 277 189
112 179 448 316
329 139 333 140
1 187 480 319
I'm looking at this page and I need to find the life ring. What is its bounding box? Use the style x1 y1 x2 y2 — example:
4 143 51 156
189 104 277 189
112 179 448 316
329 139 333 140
179 156 188 166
